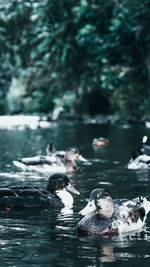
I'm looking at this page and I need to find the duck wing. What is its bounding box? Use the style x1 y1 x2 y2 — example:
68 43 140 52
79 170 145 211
14 155 64 168
53 151 65 159
114 197 148 220
20 155 58 165
128 155 150 169
0 186 64 209
138 155 150 164
112 197 150 233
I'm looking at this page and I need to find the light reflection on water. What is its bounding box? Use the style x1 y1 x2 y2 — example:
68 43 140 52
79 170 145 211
0 122 150 265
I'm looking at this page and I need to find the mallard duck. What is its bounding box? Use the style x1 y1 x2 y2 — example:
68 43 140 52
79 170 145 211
13 147 87 173
0 173 80 210
76 188 150 235
92 137 109 147
127 150 150 169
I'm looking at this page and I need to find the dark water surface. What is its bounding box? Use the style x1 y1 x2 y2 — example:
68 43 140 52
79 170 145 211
0 121 150 266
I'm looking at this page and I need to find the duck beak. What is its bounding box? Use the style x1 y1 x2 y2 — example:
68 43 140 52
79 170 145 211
66 183 80 195
78 200 96 216
78 154 87 162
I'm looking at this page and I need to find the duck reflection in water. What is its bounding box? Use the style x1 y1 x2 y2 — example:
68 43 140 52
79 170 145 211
78 235 116 264
78 228 147 265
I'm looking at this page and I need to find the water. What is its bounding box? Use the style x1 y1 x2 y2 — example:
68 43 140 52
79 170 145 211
0 120 150 266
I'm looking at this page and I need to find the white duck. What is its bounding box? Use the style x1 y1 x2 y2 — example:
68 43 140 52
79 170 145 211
13 147 87 173
127 150 150 169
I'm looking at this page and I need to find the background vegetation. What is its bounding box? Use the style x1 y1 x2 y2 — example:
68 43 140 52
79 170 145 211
0 0 150 122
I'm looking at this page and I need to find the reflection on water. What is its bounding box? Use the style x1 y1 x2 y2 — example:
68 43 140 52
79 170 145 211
0 121 150 265
77 228 150 265
78 235 116 264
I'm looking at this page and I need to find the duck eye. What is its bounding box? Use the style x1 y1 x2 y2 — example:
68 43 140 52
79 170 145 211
104 191 110 197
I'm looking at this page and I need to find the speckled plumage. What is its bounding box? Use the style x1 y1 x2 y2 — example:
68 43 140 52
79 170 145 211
77 212 118 235
77 188 150 235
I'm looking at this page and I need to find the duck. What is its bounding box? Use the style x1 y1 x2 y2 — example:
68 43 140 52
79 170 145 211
76 188 150 235
0 173 80 210
127 150 150 169
92 137 109 147
13 147 87 173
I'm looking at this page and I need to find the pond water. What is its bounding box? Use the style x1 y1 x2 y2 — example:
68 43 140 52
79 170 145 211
0 119 150 266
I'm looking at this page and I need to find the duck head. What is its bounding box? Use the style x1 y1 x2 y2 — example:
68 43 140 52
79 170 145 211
65 147 87 162
46 143 56 155
79 188 114 219
47 173 80 195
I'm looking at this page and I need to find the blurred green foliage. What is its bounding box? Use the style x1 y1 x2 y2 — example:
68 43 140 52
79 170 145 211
0 0 150 121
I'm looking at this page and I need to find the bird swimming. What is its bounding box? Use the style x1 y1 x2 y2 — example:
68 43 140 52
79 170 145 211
13 147 87 173
127 150 150 169
76 188 150 235
127 136 150 169
0 173 80 210
92 137 109 148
